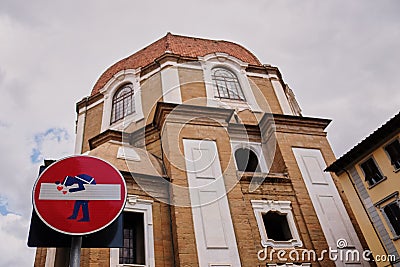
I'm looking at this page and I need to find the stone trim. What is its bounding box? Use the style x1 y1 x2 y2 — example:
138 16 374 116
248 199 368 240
349 167 400 262
260 113 330 137
88 129 125 149
153 102 234 130
109 196 155 267
251 200 303 248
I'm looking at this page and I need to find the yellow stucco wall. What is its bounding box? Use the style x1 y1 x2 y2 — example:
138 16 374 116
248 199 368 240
339 133 400 264
354 135 400 203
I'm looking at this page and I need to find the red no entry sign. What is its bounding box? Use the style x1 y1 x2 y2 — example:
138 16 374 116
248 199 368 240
32 155 127 235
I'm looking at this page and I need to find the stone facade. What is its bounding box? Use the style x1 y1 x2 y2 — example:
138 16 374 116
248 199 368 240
34 33 370 267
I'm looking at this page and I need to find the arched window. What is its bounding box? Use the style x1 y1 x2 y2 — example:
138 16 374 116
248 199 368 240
111 83 135 123
235 148 261 172
212 68 245 101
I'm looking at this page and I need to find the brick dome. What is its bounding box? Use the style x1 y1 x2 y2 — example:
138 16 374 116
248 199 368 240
91 33 262 96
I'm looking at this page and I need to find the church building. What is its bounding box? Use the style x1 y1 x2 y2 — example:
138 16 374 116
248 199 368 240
34 33 371 267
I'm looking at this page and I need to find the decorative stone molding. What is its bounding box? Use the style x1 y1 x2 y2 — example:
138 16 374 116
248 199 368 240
251 200 303 248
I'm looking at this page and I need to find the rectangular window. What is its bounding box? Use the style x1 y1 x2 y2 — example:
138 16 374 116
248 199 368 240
360 158 385 186
120 212 145 265
383 201 400 237
262 212 293 241
251 200 302 248
385 139 400 170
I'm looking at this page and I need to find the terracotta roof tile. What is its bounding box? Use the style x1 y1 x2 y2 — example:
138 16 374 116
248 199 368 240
91 33 261 95
326 111 400 173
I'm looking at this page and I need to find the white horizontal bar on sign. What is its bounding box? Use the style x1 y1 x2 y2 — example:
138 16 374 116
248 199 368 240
38 183 121 200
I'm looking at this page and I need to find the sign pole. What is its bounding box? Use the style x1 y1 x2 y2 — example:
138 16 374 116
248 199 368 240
69 236 82 267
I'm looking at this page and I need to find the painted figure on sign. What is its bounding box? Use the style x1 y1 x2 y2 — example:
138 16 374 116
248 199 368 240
55 174 96 222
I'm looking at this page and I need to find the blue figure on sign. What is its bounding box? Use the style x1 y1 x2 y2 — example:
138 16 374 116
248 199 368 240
55 174 96 222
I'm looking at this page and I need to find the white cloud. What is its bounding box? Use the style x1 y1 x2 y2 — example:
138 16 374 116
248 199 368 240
0 213 35 266
31 128 73 164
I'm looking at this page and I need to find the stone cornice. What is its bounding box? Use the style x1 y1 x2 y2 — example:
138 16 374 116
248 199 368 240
76 93 104 112
228 123 262 142
153 102 235 129
260 113 331 137
88 129 127 149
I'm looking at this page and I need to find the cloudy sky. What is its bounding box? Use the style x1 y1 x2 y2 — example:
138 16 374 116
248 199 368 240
0 0 399 265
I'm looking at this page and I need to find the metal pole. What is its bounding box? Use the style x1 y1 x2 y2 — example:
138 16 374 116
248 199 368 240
69 236 82 267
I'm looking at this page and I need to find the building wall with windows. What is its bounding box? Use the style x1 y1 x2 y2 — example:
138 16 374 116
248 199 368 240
327 112 400 266
35 33 370 267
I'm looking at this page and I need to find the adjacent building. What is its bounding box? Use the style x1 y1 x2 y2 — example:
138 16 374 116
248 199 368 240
327 112 400 266
34 33 371 267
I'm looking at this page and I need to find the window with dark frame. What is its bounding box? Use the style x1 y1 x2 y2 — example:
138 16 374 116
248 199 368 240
111 83 135 123
119 212 145 265
262 212 293 241
235 148 261 172
360 158 385 186
383 201 400 237
384 139 400 170
212 68 246 101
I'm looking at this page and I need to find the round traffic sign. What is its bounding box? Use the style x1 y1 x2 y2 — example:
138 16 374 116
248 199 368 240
32 155 127 235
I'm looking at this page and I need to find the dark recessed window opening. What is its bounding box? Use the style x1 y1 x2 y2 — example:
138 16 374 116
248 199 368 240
385 139 400 170
119 212 145 265
383 202 400 236
111 83 135 123
235 148 261 172
212 68 246 101
262 212 293 241
360 158 384 186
